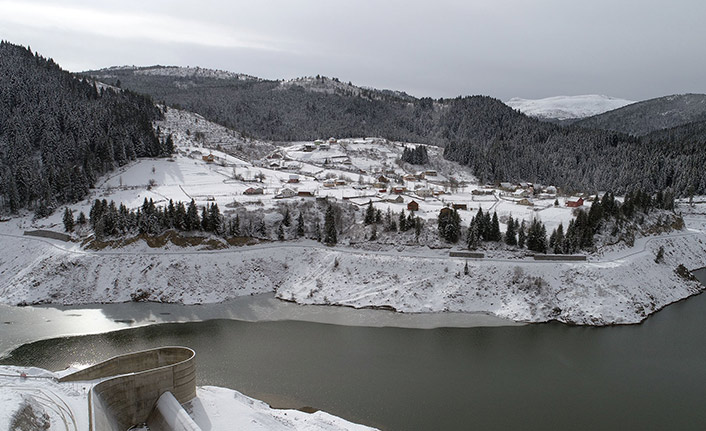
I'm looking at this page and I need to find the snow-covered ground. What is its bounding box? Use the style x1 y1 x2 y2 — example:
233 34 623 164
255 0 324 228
0 366 376 431
1 111 704 326
1 215 704 325
505 95 635 120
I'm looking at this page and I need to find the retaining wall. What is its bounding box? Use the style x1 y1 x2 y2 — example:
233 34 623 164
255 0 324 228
23 229 71 242
532 254 587 261
449 251 485 258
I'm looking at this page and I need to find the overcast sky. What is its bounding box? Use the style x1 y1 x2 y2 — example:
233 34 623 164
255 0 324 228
1 0 705 101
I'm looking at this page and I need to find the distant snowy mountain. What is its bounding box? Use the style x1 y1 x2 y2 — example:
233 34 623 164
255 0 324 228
505 95 635 121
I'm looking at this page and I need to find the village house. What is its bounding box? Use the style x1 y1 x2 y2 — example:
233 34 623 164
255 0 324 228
244 187 264 195
288 174 300 183
452 203 468 211
275 188 297 199
407 200 419 212
566 197 584 208
297 190 315 197
323 179 336 188
303 143 316 152
202 153 215 163
415 188 433 198
517 198 534 206
392 186 406 194
403 174 417 182
335 179 347 186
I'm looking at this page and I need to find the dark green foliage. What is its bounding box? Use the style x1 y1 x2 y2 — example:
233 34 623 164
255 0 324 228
526 219 547 254
283 207 291 227
277 223 285 241
401 145 429 165
324 204 337 245
490 212 502 242
0 42 165 215
505 215 517 246
369 224 377 241
364 201 375 225
438 208 461 243
62 208 74 232
296 212 305 237
518 221 526 249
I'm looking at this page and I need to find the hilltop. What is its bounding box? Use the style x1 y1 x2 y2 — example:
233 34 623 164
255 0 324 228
575 93 706 136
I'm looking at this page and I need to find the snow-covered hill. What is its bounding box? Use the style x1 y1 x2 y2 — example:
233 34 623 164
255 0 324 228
505 95 635 120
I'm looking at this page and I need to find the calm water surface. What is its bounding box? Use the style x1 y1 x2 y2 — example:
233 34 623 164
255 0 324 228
1 270 705 431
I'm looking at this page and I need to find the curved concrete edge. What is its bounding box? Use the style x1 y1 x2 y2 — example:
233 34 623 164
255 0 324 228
60 346 196 431
148 391 202 431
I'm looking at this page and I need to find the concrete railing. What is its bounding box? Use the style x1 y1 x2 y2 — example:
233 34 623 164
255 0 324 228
60 346 197 431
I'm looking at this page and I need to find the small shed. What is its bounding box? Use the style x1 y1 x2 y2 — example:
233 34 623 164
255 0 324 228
517 198 534 206
452 203 468 211
202 153 215 163
407 200 419 212
298 190 315 197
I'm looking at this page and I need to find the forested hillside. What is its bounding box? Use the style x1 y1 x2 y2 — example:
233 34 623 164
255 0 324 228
574 93 706 136
0 42 169 215
87 67 440 143
88 66 706 195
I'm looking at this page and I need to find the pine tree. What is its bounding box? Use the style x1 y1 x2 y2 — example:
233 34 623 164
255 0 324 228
201 206 210 232
490 212 501 242
277 223 285 240
370 223 377 240
505 214 517 246
186 199 200 231
324 205 337 245
296 212 305 237
467 221 480 250
283 207 291 227
399 209 407 232
62 208 74 232
518 220 526 248
77 211 87 225
553 223 565 254
364 201 375 225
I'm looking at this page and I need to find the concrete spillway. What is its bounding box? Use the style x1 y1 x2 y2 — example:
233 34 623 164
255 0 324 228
60 346 197 431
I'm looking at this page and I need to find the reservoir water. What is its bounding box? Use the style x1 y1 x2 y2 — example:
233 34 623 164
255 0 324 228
1 270 705 430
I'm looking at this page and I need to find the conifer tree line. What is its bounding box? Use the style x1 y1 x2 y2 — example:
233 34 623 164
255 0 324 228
400 145 429 165
437 187 676 254
364 201 424 239
0 42 170 216
68 198 357 245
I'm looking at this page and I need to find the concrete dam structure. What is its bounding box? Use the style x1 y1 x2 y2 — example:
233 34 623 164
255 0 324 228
59 346 199 431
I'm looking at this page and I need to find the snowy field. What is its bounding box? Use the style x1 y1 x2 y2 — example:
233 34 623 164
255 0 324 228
0 366 376 431
505 95 635 120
